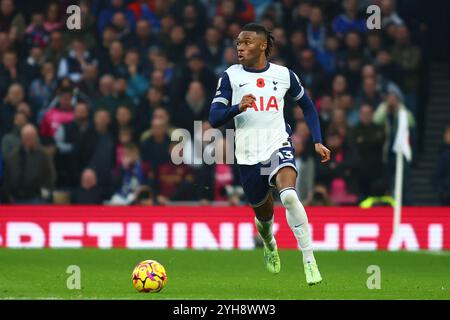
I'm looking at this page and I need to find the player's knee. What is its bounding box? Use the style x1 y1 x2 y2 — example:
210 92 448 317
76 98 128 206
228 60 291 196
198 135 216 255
279 188 299 209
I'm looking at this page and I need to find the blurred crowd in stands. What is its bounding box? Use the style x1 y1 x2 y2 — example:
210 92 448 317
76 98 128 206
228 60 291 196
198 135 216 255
0 0 447 206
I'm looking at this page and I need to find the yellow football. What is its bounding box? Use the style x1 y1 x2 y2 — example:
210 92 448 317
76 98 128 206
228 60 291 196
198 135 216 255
131 260 167 293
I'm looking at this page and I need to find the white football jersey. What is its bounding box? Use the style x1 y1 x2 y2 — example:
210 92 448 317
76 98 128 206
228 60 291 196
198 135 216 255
212 62 304 165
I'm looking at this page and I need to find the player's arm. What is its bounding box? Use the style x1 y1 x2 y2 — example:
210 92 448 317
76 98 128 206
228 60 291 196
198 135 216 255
288 69 330 163
208 72 255 128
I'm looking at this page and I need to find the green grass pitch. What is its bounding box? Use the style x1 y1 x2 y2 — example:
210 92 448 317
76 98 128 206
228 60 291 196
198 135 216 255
0 249 449 299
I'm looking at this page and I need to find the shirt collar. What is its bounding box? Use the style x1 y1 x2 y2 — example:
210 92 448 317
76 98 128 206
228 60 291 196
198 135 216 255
243 62 270 73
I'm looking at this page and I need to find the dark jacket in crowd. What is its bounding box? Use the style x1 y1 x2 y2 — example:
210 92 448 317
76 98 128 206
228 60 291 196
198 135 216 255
71 185 104 204
315 142 360 194
432 145 450 204
55 120 96 188
351 122 385 178
3 146 55 201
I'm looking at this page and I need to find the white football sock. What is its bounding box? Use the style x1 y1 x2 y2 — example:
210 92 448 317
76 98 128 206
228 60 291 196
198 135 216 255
279 188 315 263
254 215 276 251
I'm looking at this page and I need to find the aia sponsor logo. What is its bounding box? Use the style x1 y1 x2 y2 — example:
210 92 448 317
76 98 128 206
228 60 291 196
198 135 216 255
247 96 278 111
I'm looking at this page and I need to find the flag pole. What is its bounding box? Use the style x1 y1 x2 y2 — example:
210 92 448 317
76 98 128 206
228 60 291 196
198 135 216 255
393 151 403 236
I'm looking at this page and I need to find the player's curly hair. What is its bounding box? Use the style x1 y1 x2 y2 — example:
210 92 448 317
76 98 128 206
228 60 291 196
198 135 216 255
241 23 274 57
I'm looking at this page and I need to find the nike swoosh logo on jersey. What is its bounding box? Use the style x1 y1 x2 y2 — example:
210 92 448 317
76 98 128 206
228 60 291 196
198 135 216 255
239 83 248 87
294 223 304 228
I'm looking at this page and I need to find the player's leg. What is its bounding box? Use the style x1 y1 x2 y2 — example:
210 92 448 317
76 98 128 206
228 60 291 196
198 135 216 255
274 166 322 285
252 191 276 250
252 192 281 274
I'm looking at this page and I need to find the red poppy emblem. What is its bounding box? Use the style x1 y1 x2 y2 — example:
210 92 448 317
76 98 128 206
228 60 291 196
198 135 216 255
256 78 265 88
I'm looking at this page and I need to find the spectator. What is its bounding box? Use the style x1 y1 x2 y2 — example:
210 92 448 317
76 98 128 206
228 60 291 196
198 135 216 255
287 30 308 68
109 143 146 205
3 124 55 203
150 51 173 85
215 46 238 75
306 6 327 53
194 136 238 204
351 104 385 201
355 76 383 112
1 111 28 157
39 83 75 145
110 11 132 41
97 0 136 34
217 0 255 25
314 35 340 75
171 52 217 105
374 90 415 204
0 83 26 140
127 1 160 31
141 116 171 175
361 63 402 97
342 52 363 96
54 101 92 188
431 126 450 205
57 38 98 83
374 89 416 163
332 0 366 38
24 11 48 49
43 30 66 66
21 46 45 88
173 81 209 134
392 25 422 116
86 109 114 198
163 25 188 65
111 105 134 144
124 48 149 99
71 168 103 204
316 129 359 205
180 3 207 44
291 1 311 31
365 30 384 63
95 74 115 110
125 19 156 59
295 49 325 95
270 26 290 63
43 1 63 33
135 87 166 137
139 107 175 143
78 63 99 103
380 0 404 28
155 143 196 205
115 127 134 168
94 25 119 67
202 26 225 69
99 75 135 115
376 49 404 90
0 51 25 98
328 107 349 139
99 40 128 78
316 95 334 137
0 0 26 42
306 184 334 206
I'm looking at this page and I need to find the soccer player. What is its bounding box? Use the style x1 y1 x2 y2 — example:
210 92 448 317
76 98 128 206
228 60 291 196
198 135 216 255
208 23 331 285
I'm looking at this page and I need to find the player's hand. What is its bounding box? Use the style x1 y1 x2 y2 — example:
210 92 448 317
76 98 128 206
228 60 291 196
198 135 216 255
315 143 331 163
238 94 256 112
